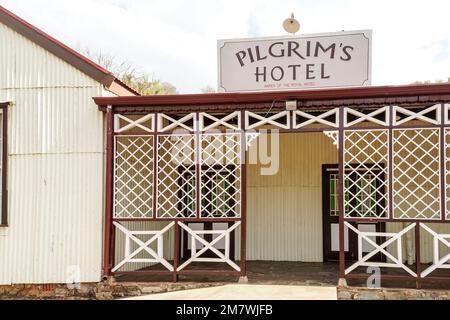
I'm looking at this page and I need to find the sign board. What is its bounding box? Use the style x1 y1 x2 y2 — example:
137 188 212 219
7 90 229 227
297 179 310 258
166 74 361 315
217 30 371 92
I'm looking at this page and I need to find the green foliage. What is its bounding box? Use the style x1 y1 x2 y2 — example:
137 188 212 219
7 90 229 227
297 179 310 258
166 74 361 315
85 49 178 95
411 78 450 85
121 74 178 95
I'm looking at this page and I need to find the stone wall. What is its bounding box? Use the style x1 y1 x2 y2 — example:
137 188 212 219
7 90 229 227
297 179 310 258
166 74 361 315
0 281 229 300
1 281 449 300
338 286 450 300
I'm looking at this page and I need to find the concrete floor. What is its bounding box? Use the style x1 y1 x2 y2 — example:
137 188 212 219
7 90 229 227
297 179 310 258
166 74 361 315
125 284 337 300
117 261 338 286
116 261 450 290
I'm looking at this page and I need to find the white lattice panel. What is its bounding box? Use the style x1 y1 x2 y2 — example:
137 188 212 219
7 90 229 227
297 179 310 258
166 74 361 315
200 112 241 131
158 113 196 133
200 133 242 218
112 221 175 272
293 108 339 129
245 111 290 130
393 129 440 220
114 114 155 133
344 106 389 127
393 105 441 126
157 135 197 218
114 136 154 219
177 221 241 271
343 130 389 218
345 222 417 277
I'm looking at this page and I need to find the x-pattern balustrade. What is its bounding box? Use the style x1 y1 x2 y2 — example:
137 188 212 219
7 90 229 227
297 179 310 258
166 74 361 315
105 103 450 285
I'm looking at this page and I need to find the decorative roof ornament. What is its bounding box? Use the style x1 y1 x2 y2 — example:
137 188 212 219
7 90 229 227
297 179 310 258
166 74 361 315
283 13 300 35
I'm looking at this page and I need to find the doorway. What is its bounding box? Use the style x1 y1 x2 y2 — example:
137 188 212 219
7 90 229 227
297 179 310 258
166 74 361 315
322 164 386 262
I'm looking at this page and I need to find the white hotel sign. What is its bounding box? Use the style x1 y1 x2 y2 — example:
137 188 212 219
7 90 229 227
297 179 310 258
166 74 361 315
218 30 371 92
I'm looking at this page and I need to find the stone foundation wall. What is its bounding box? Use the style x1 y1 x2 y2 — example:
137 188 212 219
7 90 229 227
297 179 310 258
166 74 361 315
338 286 450 300
1 282 449 300
0 281 230 300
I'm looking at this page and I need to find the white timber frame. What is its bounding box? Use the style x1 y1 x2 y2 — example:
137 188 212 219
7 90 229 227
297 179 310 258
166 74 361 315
293 108 339 129
156 133 197 219
244 110 290 130
114 114 155 133
112 221 175 272
108 104 450 280
114 135 154 219
392 128 441 220
344 106 389 127
344 222 417 277
420 223 450 277
199 132 242 218
341 103 450 283
393 105 441 126
177 221 241 272
199 111 241 131
343 129 389 219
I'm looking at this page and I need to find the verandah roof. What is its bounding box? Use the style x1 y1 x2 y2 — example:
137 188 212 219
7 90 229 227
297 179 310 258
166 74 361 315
93 83 450 113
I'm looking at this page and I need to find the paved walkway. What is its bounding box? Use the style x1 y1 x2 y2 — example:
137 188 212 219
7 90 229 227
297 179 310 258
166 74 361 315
125 284 337 300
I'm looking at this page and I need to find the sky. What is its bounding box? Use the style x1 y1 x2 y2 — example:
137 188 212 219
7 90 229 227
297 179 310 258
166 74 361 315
1 0 449 93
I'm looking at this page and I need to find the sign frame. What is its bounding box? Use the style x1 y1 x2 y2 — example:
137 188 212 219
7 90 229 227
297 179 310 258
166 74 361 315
217 29 372 93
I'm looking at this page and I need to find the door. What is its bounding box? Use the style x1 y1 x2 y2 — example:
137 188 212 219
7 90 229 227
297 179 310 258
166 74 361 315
179 165 237 260
322 165 385 262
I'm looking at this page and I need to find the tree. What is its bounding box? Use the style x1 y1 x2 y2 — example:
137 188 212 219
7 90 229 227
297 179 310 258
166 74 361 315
122 74 178 95
85 50 178 95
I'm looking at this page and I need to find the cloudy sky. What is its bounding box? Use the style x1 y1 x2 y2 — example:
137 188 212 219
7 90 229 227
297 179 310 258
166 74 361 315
1 0 449 93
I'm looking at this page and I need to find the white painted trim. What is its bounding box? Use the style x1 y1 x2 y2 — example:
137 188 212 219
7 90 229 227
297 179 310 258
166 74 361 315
112 221 175 272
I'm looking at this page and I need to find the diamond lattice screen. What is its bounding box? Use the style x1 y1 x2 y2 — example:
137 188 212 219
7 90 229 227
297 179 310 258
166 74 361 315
114 136 154 218
200 134 242 218
343 130 389 218
157 135 196 218
393 129 441 219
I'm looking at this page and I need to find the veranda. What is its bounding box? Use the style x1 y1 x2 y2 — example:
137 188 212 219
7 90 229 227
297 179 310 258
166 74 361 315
94 84 450 289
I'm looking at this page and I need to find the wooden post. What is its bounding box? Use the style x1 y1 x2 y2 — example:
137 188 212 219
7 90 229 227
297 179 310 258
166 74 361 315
415 222 422 289
102 106 114 279
240 111 247 278
173 221 180 282
338 107 346 284
440 103 446 222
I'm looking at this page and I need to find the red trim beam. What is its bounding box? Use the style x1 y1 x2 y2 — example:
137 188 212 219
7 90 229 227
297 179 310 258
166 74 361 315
94 83 450 109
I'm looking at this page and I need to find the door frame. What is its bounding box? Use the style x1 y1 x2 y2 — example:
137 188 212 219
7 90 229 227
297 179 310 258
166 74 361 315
322 164 386 262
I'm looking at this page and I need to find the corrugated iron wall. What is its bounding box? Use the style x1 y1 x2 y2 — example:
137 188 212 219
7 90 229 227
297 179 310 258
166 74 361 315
246 132 338 262
0 23 105 284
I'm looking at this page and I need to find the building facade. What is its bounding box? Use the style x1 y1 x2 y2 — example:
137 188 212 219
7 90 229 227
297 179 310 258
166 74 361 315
0 6 136 285
1 5 449 290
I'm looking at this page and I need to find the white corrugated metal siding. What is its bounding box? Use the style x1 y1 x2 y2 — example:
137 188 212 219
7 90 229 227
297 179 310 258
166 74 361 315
246 132 338 262
0 21 105 284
